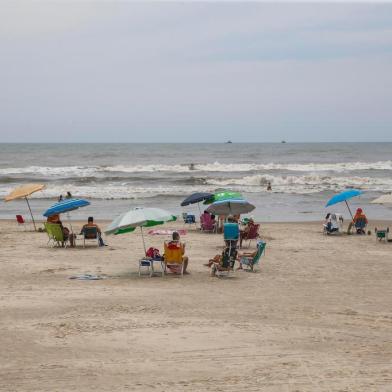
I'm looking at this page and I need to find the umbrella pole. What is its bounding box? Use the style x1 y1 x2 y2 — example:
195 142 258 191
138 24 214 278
197 202 202 229
345 200 354 221
67 212 74 234
25 197 37 231
140 226 147 255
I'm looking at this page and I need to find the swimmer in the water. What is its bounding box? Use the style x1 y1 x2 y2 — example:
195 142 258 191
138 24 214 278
267 182 272 191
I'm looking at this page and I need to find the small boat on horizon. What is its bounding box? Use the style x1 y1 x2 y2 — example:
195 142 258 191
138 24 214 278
226 140 233 144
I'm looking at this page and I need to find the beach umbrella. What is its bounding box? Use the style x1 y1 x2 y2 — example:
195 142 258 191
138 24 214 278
203 190 243 205
43 198 90 217
181 192 213 206
43 198 91 233
181 192 213 215
325 189 363 219
206 198 255 216
371 194 392 205
104 207 177 253
4 183 45 231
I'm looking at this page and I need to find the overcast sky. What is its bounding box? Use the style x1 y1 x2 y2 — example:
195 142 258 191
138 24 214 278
1 1 392 143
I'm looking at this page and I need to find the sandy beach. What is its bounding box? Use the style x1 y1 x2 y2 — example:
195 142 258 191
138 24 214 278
1 219 391 391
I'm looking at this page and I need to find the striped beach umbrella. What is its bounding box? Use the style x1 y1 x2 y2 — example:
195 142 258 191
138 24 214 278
43 198 91 217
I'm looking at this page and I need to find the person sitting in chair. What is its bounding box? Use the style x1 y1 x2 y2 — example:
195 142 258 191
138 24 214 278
347 208 368 234
224 215 239 248
324 213 343 234
239 217 256 247
202 210 216 223
47 214 74 247
166 231 189 273
204 246 237 269
80 217 105 246
236 248 258 270
352 208 368 235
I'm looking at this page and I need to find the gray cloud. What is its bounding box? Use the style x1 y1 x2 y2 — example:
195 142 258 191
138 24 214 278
0 2 391 142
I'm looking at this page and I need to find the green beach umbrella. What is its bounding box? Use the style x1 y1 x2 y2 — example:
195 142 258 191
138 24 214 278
104 207 177 253
204 190 243 205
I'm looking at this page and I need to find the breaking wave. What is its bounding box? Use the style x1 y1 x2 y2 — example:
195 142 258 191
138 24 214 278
1 173 391 199
1 160 392 177
207 174 392 188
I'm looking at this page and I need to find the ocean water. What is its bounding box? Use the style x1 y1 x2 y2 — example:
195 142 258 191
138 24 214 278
1 143 392 221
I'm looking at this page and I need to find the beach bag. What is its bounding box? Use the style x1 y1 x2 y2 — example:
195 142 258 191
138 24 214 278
146 247 162 260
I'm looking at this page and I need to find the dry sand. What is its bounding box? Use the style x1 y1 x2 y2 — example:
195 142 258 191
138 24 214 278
1 219 392 391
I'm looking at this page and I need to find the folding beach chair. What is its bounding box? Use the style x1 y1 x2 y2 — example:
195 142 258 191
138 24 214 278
354 217 368 234
224 222 239 251
139 257 164 277
211 246 237 277
16 214 27 231
81 226 100 248
375 227 389 242
200 213 215 232
182 212 196 224
138 247 164 277
241 223 260 248
44 222 67 248
163 241 185 276
239 240 266 272
323 213 343 235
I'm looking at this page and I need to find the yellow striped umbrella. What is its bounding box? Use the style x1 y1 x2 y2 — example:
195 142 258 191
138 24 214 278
4 184 45 230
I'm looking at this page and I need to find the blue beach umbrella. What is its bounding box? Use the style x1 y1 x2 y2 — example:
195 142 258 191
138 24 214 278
43 198 91 217
325 189 363 219
181 192 213 207
181 192 213 216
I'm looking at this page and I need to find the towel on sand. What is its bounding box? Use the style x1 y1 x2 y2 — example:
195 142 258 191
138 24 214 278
148 229 187 236
69 274 106 280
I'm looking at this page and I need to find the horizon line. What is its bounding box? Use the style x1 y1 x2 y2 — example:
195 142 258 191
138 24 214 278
1 141 392 145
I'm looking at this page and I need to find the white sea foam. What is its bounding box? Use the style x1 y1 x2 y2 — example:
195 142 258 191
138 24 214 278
194 161 392 173
0 184 218 200
0 166 99 177
207 174 392 192
1 160 392 176
1 173 392 199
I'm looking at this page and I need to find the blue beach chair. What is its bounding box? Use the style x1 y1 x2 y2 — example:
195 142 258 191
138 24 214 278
354 217 367 234
223 222 239 255
224 223 239 242
239 240 266 272
182 213 196 225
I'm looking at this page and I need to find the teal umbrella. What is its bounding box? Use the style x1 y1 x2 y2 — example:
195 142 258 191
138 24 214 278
325 189 363 219
104 207 177 253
